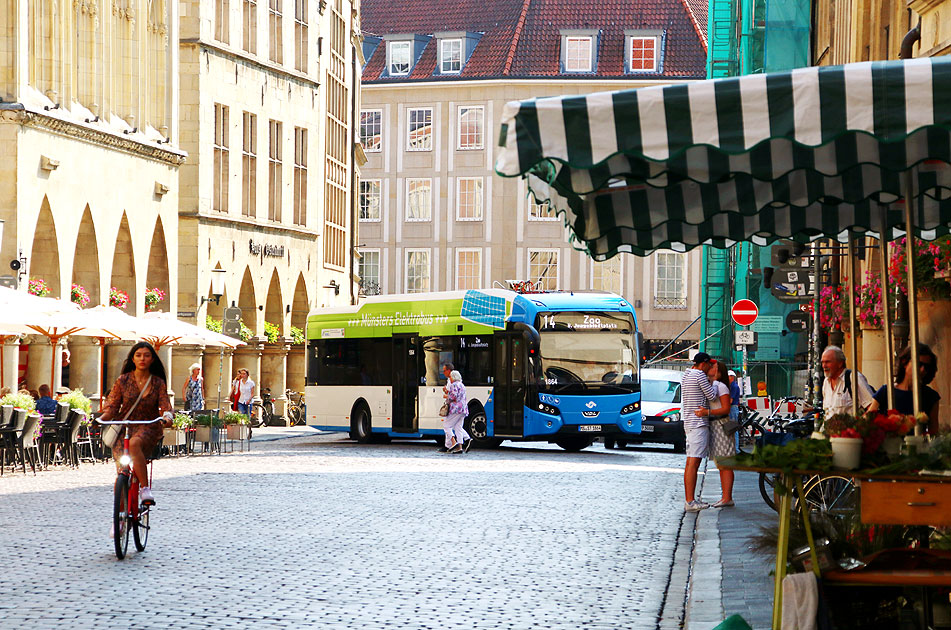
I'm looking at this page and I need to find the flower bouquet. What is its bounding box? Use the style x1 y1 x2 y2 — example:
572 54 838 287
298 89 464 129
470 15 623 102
28 277 50 297
70 283 91 307
109 287 130 309
144 287 166 312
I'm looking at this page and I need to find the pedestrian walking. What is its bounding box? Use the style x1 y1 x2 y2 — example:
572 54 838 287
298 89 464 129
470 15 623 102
98 342 173 507
231 368 255 416
182 363 205 412
681 352 716 512
694 360 736 507
441 368 470 454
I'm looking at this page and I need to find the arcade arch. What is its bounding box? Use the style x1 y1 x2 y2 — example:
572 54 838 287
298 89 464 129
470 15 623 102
264 269 284 337
145 217 171 312
71 206 100 306
110 213 137 313
29 198 61 298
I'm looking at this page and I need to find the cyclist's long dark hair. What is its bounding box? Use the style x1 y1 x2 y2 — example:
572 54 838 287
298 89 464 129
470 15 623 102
120 341 168 384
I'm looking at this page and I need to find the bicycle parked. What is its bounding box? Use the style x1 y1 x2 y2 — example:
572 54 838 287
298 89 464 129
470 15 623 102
284 389 307 427
250 388 275 428
97 416 162 560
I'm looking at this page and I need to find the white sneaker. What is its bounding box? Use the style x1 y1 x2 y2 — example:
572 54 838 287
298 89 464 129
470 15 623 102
684 500 710 512
140 487 155 506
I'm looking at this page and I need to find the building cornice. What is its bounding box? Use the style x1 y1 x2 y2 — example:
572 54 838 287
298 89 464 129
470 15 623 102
0 104 187 166
362 77 700 90
182 210 321 240
180 39 321 90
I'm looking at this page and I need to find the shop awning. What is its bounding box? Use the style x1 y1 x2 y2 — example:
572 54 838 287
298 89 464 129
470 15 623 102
496 57 951 259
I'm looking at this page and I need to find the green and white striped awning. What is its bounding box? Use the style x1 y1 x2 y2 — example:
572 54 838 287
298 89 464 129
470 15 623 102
495 57 951 258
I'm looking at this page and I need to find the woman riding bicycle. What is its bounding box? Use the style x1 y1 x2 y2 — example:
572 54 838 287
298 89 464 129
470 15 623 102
99 342 173 506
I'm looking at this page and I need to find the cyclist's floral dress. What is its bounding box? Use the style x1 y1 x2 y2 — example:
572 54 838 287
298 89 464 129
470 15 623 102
102 373 172 460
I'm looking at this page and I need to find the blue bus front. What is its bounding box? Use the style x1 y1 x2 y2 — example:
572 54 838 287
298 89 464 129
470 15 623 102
483 293 642 448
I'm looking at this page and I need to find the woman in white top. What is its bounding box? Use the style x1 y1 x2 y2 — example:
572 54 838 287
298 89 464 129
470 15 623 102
693 360 735 508
231 368 256 416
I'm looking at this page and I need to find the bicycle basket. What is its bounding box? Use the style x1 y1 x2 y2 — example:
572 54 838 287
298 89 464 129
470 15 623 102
756 431 797 447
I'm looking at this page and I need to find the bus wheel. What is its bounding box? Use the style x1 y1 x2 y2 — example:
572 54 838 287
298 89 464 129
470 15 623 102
603 438 616 449
349 405 373 444
554 436 593 452
464 410 488 441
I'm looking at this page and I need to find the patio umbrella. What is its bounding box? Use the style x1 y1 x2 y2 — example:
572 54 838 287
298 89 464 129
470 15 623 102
497 56 951 417
139 312 245 350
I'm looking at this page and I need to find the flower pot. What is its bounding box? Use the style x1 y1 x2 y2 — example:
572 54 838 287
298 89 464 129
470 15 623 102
226 424 249 441
882 436 902 459
163 428 186 446
195 426 221 443
830 436 863 470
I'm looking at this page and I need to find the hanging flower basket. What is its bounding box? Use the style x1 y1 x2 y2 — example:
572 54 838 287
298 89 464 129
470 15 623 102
144 287 166 312
109 287 130 310
28 278 50 297
854 271 884 330
70 283 91 307
888 236 951 298
818 284 849 332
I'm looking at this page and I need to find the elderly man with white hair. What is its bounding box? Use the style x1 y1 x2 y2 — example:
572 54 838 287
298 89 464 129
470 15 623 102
821 345 874 418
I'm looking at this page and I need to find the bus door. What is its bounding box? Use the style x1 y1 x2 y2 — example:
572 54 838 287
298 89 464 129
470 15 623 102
492 331 525 436
392 334 419 433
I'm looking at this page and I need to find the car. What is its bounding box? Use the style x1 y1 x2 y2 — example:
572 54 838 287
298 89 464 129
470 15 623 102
604 367 685 453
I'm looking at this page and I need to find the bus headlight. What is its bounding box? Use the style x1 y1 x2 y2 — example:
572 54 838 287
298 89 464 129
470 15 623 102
537 403 560 416
664 413 681 423
621 402 640 415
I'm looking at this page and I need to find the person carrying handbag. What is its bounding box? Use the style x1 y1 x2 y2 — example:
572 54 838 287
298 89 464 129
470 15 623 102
693 359 736 508
440 364 471 454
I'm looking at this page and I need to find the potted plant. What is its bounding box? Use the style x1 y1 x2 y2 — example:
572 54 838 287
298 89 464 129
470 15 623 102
290 325 305 345
165 412 193 447
818 284 849 333
194 411 223 443
70 283 91 307
58 388 92 421
109 286 130 309
263 321 281 344
224 411 250 441
144 287 166 312
867 409 915 459
854 272 884 330
0 391 41 441
28 277 50 297
823 413 864 470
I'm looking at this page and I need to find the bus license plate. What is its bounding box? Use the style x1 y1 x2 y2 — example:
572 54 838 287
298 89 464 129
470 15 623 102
641 425 654 432
579 425 601 432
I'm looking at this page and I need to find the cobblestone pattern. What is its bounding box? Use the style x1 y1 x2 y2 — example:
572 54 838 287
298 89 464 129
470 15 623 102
0 437 690 629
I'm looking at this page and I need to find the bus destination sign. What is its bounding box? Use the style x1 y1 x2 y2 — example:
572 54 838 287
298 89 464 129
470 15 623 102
537 312 632 332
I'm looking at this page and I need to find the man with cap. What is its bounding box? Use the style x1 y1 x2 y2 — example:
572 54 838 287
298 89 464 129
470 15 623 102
681 352 716 511
728 370 741 421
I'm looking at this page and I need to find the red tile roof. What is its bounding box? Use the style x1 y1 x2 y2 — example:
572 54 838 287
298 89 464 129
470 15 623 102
361 0 707 82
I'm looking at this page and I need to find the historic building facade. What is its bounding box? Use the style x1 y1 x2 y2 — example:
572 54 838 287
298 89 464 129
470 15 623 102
0 0 183 396
176 0 362 409
356 0 708 347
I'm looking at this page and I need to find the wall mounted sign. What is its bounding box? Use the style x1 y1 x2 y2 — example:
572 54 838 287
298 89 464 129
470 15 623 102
249 239 286 259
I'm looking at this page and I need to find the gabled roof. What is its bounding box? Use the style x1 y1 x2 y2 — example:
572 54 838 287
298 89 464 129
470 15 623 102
361 0 707 83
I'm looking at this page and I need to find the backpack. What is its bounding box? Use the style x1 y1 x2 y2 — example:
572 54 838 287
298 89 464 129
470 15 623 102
842 369 875 398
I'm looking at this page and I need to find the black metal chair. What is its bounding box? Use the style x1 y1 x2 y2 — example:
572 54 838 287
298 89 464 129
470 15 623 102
0 408 28 474
39 402 70 466
15 413 41 475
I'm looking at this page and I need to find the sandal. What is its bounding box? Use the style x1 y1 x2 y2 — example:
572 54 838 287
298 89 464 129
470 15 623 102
712 499 735 508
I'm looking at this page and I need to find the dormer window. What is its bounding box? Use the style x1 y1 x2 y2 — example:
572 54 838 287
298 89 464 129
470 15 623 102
625 30 663 74
560 30 599 73
388 41 411 76
440 39 462 74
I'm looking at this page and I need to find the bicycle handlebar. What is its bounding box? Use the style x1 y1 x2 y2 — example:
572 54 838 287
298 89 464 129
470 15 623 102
97 417 164 425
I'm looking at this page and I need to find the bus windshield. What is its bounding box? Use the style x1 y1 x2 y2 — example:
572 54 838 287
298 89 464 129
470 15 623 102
536 312 638 394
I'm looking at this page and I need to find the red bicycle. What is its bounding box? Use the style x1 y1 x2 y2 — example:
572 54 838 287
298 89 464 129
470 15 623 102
98 417 162 559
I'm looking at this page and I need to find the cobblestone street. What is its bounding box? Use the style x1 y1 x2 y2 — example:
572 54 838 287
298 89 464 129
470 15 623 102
0 433 689 629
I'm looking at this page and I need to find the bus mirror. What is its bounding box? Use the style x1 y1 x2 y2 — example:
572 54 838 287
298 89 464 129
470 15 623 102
636 332 644 362
512 322 540 352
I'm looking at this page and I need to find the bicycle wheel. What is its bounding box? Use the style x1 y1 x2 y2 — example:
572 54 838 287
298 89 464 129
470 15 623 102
758 472 778 511
737 420 764 455
263 402 274 426
133 505 150 551
113 475 131 560
287 405 302 426
250 403 266 428
800 475 856 517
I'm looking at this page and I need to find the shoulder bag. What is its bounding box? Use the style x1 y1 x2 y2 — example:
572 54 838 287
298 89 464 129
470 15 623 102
101 375 151 448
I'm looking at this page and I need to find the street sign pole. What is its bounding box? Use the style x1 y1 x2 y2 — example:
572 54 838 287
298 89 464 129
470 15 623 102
731 300 759 401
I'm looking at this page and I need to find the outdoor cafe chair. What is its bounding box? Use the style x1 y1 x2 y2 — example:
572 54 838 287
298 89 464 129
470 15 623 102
0 408 28 474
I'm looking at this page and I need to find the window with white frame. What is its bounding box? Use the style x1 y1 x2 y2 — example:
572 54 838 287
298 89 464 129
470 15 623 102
292 126 307 225
242 0 257 54
564 36 593 72
457 106 483 150
440 38 462 73
629 36 658 72
359 249 381 296
528 193 557 220
268 119 282 222
388 41 411 75
592 257 622 294
268 0 283 64
405 249 431 293
294 0 308 72
241 111 257 217
405 178 431 221
360 110 382 152
456 177 483 221
654 252 686 309
407 107 432 151
456 249 482 290
359 179 381 221
213 103 229 212
215 0 230 44
528 249 559 291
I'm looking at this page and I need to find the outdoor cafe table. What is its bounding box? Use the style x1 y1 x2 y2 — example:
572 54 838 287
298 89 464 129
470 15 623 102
721 464 951 629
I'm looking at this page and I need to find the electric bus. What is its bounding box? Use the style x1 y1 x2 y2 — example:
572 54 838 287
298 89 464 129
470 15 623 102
304 288 643 451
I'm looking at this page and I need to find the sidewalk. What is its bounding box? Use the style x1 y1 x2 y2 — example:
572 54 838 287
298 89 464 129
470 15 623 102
684 462 776 630
249 424 323 443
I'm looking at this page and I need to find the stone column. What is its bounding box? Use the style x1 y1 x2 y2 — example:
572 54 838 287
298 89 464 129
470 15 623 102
286 343 306 393
261 339 291 422
157 344 174 406
105 340 135 391
24 336 55 392
68 337 104 405
1 337 20 392
172 344 205 410
203 346 234 412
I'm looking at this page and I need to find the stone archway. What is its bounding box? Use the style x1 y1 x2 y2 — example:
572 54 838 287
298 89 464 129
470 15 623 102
264 269 284 337
206 262 228 323
30 197 61 298
71 205 100 306
290 273 309 332
145 216 171 313
237 267 257 335
109 213 137 313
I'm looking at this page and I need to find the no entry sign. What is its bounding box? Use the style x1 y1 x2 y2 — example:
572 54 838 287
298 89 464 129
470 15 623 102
731 299 759 326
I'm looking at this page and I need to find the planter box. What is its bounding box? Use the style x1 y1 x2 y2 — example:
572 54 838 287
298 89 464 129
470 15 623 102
163 428 187 446
226 424 249 441
194 426 222 443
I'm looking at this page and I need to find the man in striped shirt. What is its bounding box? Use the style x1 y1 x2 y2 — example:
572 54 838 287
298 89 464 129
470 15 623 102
681 352 716 512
